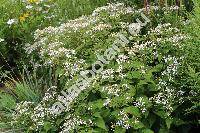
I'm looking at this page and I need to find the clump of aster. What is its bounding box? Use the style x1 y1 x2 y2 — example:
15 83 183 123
149 56 185 117
11 86 59 130
11 101 34 126
149 86 185 117
92 3 135 17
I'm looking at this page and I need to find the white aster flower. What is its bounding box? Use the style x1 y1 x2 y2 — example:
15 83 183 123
128 23 142 36
7 19 16 25
103 98 111 106
0 38 4 42
26 5 33 9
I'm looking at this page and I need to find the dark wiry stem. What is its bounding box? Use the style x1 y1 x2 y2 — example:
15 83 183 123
176 0 180 7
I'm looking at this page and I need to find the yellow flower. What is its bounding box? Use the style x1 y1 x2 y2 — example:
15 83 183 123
28 0 39 3
19 13 29 22
23 13 29 18
19 16 26 22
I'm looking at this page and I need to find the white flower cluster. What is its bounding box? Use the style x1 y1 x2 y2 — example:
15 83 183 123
25 3 138 75
150 23 181 36
149 56 185 116
150 87 185 116
116 65 127 78
167 34 187 43
12 101 34 120
92 3 134 17
125 22 187 59
31 103 46 128
163 6 180 11
125 40 154 55
128 23 142 36
133 97 147 113
11 86 59 130
26 4 186 76
102 84 120 96
103 98 111 106
150 23 172 34
116 54 129 64
90 23 112 32
101 68 114 79
60 114 91 133
149 23 188 46
30 86 59 130
25 39 86 78
137 5 180 13
162 55 180 80
115 110 140 130
119 22 130 29
116 110 131 129
30 3 134 36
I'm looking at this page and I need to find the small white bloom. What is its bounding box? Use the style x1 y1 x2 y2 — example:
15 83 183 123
26 5 33 9
7 19 16 25
0 38 4 42
103 98 111 106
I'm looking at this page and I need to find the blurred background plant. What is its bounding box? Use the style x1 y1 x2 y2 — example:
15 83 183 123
0 0 195 76
0 0 108 78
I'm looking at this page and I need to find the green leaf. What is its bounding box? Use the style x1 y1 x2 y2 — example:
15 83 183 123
147 114 156 128
188 66 196 78
56 118 64 125
114 126 126 133
44 122 52 132
124 106 140 116
92 99 104 109
166 118 172 129
93 112 101 118
55 67 65 77
94 117 107 130
154 111 166 119
0 93 16 110
173 118 186 126
159 128 169 133
133 121 144 129
131 71 142 79
0 122 9 129
142 129 154 133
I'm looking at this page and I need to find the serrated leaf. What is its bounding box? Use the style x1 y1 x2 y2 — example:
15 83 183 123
94 117 107 130
93 112 101 118
124 106 140 116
